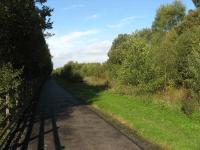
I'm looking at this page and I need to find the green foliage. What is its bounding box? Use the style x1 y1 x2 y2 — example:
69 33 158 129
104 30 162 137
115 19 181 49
0 64 22 96
175 26 200 93
58 62 82 82
0 64 23 113
192 0 200 7
106 1 200 113
108 34 130 65
54 2 200 148
0 0 53 128
152 0 186 31
117 37 153 86
0 0 53 79
55 1 200 116
133 28 153 43
175 7 200 35
52 62 108 86
53 62 108 83
154 29 179 87
108 2 199 92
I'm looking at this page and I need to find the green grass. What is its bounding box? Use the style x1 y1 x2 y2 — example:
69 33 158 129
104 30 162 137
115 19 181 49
57 79 200 150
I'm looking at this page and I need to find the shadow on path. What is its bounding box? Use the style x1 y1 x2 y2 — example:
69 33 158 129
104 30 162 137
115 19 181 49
3 79 143 150
5 79 79 150
20 79 79 150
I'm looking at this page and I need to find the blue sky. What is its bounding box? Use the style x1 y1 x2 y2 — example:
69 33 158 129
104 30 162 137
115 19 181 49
46 0 195 68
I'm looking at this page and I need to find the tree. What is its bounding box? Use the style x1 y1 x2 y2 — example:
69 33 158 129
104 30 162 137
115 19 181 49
107 35 155 87
175 26 200 90
154 29 178 87
152 0 186 32
188 27 200 93
0 0 53 79
133 28 153 42
192 0 200 7
107 34 131 79
118 37 152 85
175 7 200 35
108 34 130 65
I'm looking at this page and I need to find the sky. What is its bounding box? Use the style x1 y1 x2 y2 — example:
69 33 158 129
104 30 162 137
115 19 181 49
46 0 195 68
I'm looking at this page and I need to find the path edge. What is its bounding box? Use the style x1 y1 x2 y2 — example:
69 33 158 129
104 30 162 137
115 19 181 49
86 105 163 150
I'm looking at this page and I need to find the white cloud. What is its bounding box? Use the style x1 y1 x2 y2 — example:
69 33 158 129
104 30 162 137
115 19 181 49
108 16 144 29
77 40 111 55
64 4 84 10
46 30 111 68
86 14 99 20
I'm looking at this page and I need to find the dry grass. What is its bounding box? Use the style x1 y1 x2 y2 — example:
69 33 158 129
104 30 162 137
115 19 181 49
84 76 108 86
83 77 200 116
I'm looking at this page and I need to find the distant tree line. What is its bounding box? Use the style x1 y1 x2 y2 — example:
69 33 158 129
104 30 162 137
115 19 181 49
53 62 107 83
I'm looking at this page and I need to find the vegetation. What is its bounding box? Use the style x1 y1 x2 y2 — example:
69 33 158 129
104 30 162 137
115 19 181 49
192 0 200 7
0 0 53 141
54 1 200 114
54 1 200 149
0 0 53 79
106 1 200 113
57 78 200 150
53 62 108 83
152 1 186 32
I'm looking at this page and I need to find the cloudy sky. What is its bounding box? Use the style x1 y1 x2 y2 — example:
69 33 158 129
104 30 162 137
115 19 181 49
46 0 195 68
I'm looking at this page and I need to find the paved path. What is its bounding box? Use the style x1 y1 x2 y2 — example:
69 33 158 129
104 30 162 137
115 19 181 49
27 80 141 150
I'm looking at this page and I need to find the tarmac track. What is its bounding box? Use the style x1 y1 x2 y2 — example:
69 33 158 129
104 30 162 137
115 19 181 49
27 79 142 150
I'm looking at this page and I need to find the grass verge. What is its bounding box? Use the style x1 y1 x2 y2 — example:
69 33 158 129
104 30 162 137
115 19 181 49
56 78 200 150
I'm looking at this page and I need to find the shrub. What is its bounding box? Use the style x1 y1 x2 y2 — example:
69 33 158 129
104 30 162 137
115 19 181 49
0 64 22 118
0 64 22 97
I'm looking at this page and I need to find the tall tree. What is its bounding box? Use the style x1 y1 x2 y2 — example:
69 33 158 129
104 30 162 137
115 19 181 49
175 7 200 35
0 0 53 79
152 0 186 32
107 34 132 79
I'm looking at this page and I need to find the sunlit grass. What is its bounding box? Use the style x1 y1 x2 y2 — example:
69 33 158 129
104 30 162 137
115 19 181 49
57 79 200 150
91 92 200 150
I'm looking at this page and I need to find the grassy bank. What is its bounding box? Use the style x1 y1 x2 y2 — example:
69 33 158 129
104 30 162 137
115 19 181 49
56 78 200 150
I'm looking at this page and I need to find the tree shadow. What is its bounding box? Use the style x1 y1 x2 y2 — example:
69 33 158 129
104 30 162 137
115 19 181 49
0 78 161 150
57 79 108 105
19 95 75 150
1 79 91 150
52 63 108 105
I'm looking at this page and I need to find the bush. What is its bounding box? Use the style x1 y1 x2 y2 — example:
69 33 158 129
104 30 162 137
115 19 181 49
0 64 22 97
0 64 22 118
175 26 200 92
53 62 108 83
53 64 82 83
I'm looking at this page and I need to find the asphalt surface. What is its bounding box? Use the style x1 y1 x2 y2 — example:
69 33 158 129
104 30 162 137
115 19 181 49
27 79 142 150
